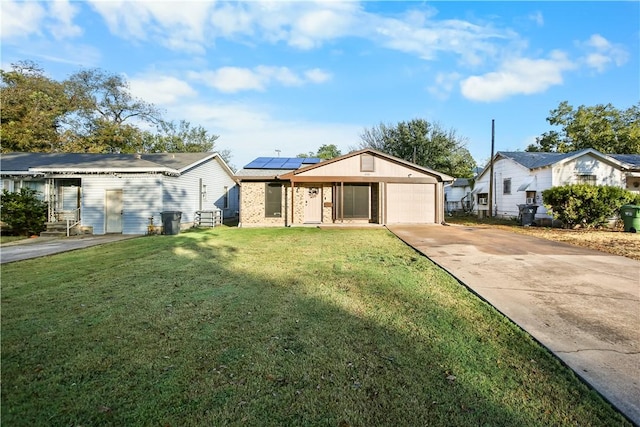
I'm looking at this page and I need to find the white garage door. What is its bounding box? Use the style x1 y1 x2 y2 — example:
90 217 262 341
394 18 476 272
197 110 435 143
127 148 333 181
386 183 435 224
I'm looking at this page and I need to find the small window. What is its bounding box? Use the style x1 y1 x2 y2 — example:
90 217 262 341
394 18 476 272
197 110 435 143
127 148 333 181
223 186 229 209
265 183 282 217
1 179 13 192
577 174 596 185
503 178 511 195
477 193 488 205
360 154 374 172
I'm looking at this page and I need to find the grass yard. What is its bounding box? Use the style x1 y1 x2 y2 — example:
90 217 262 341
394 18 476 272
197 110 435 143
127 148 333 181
1 228 629 426
446 215 640 261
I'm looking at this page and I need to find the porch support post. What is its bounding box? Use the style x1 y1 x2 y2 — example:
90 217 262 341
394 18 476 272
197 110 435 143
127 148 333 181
340 181 344 223
290 181 295 226
47 178 55 222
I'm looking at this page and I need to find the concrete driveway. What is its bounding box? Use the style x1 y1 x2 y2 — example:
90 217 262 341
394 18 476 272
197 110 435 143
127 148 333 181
0 234 141 264
387 224 640 425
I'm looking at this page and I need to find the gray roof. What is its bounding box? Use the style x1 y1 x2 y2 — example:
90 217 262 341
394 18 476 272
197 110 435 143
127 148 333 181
452 178 470 187
496 151 577 169
0 152 218 174
497 150 640 171
610 154 640 169
235 168 296 178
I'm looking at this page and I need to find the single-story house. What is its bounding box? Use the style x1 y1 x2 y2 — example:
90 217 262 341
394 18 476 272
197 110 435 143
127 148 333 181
0 152 238 235
473 149 640 220
236 149 453 227
445 178 474 214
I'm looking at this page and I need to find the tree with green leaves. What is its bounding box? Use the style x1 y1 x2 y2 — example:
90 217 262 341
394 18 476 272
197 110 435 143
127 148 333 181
527 101 640 154
0 188 48 236
358 119 476 178
297 144 342 160
0 61 75 152
1 61 228 156
62 68 162 153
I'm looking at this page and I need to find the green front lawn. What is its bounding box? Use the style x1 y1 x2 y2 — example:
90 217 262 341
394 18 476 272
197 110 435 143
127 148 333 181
1 228 628 426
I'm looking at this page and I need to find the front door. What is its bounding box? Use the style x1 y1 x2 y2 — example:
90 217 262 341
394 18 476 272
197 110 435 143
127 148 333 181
304 187 322 223
105 189 123 233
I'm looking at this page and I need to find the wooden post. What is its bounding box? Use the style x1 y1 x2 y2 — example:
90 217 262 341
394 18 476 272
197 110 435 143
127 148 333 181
489 119 495 218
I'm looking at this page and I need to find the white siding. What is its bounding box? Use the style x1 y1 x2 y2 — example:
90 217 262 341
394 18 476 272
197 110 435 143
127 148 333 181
82 174 162 234
553 154 625 187
163 157 238 225
494 159 535 218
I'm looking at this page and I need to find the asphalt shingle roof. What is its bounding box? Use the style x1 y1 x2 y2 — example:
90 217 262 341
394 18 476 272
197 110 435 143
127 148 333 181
0 152 216 173
496 151 577 169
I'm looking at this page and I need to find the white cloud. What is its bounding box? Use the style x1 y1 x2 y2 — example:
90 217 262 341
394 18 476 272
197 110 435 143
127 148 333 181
369 11 515 66
1 0 82 41
580 34 628 72
169 101 361 169
305 68 332 84
188 66 331 93
129 75 197 106
47 0 82 39
1 1 46 39
428 72 462 100
529 11 544 26
460 50 575 102
88 0 211 53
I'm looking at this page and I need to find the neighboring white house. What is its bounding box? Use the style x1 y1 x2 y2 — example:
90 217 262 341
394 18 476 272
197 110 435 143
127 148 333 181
473 149 640 221
444 178 474 214
1 152 239 235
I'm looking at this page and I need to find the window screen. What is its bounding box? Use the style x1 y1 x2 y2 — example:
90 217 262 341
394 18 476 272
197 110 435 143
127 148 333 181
265 183 282 217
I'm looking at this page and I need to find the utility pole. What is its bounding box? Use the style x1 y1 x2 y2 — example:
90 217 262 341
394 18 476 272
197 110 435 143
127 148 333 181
489 119 495 218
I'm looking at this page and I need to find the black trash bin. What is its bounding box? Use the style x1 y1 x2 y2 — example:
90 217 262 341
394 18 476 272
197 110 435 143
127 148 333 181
161 211 182 235
518 204 538 226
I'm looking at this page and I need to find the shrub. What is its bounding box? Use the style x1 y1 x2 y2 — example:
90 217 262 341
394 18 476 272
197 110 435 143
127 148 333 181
0 188 48 236
542 184 640 229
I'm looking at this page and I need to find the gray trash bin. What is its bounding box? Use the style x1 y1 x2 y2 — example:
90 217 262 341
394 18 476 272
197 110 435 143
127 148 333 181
161 211 182 235
518 204 538 226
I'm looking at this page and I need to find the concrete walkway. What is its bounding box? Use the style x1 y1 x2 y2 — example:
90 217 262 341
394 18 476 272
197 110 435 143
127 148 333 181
0 234 141 264
387 224 640 425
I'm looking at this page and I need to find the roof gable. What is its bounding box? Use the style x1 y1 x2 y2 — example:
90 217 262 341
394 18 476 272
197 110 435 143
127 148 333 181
281 149 454 182
0 152 227 177
478 149 634 179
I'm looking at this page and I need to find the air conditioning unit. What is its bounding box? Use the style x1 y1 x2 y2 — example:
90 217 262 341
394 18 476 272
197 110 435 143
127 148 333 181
526 197 535 204
479 198 487 205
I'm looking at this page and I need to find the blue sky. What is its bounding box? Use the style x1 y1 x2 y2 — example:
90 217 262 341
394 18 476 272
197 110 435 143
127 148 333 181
2 1 638 170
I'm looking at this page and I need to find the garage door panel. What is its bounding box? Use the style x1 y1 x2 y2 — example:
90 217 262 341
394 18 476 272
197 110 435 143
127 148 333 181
387 183 435 224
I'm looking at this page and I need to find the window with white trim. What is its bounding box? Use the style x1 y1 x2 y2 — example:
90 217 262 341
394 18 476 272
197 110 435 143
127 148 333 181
577 174 596 185
503 178 511 194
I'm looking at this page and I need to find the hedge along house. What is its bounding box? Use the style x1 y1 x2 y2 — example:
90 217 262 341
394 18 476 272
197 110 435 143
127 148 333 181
236 149 453 227
0 152 238 235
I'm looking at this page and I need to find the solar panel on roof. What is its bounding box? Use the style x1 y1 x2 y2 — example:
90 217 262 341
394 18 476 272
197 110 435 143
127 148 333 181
261 158 283 169
302 157 322 164
244 157 272 169
282 159 304 169
244 156 322 169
